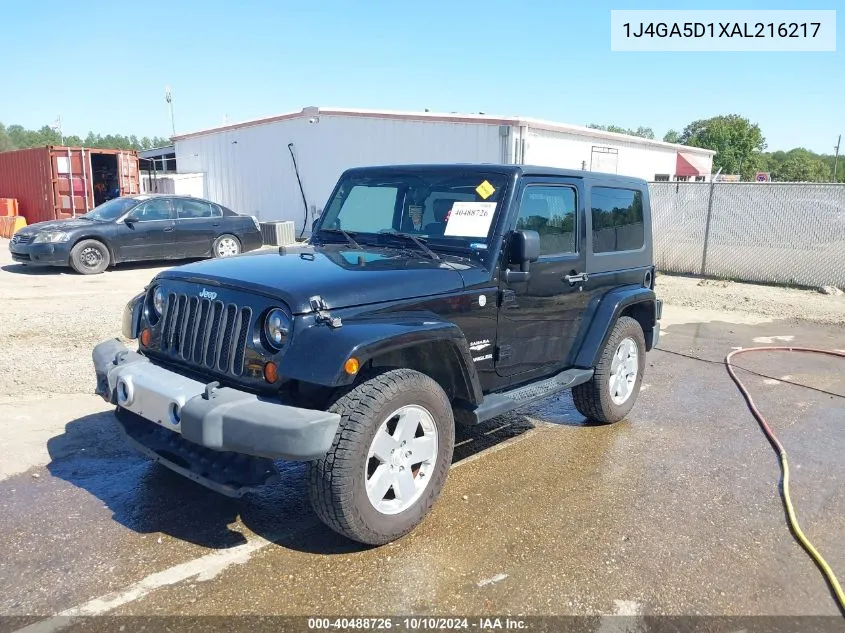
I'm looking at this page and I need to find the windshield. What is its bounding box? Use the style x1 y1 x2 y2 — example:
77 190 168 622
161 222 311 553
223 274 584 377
317 171 509 251
81 197 141 221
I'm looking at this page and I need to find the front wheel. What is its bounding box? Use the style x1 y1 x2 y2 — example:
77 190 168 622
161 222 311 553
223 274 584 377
307 369 455 545
212 234 241 258
69 239 110 275
572 316 646 424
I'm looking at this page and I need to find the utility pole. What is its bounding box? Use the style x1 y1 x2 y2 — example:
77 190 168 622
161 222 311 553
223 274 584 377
834 134 841 182
165 86 176 137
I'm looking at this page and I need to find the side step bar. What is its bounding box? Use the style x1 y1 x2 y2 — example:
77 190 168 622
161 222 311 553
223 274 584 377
459 368 594 424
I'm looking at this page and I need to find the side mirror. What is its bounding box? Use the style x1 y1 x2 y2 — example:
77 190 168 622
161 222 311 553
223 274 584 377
124 214 139 224
511 230 540 264
505 230 540 283
311 217 320 233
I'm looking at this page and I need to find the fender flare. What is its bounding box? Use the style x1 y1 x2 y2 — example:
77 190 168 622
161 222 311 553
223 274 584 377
573 286 658 369
277 312 484 405
122 291 145 340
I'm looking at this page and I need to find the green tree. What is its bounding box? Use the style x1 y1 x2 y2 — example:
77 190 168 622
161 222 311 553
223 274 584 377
663 129 680 144
820 153 844 182
7 124 34 148
0 121 173 153
587 124 655 140
770 148 831 182
678 114 766 180
0 123 14 151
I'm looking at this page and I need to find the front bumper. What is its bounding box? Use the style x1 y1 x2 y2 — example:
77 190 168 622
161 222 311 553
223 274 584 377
93 339 341 462
9 240 71 266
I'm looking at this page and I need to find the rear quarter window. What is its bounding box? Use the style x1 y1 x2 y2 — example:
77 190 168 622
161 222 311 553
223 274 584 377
590 187 644 253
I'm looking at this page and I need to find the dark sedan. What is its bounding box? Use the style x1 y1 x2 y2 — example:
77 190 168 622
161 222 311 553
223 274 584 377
9 194 263 274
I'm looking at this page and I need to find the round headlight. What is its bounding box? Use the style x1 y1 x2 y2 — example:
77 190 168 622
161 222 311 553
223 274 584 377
264 308 290 350
152 286 166 317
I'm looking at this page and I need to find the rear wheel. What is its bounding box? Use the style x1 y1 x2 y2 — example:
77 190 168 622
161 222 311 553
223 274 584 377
69 239 110 275
572 316 645 424
212 234 241 258
307 369 455 545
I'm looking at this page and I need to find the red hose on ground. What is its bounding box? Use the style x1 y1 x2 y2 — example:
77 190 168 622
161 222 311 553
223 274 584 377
725 346 845 615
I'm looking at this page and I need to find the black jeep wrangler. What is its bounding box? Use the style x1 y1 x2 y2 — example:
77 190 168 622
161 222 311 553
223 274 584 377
93 164 661 545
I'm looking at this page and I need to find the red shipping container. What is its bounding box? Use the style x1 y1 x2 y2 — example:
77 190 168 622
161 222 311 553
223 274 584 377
0 146 140 225
0 198 19 216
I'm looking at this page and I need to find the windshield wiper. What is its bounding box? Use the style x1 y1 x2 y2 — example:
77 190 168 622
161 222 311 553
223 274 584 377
379 231 441 261
319 228 361 249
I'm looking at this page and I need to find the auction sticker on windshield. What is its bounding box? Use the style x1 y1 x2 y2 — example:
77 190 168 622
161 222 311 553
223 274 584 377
475 179 496 199
443 201 497 237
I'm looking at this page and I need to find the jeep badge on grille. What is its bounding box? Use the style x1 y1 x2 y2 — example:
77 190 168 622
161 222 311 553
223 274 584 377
199 289 218 301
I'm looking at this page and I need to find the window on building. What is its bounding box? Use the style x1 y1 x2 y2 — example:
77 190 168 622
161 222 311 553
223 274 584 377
694 175 706 182
590 146 619 173
516 186 577 255
654 174 670 182
591 187 644 253
674 175 690 182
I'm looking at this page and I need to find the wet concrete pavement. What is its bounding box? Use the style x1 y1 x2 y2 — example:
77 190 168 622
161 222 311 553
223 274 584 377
1 311 843 620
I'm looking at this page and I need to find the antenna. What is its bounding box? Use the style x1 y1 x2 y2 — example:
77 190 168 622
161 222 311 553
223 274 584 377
165 86 176 137
52 115 63 145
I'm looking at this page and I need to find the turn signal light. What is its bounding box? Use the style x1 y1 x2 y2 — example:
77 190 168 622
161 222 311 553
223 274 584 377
263 361 278 383
140 328 151 346
344 357 360 375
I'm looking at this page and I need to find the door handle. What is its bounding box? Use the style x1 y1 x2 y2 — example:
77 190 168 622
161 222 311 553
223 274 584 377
564 272 588 284
163 226 175 232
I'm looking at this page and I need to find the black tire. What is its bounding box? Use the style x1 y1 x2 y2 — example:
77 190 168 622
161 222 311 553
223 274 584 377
69 239 110 275
572 316 646 424
307 368 455 545
212 234 241 258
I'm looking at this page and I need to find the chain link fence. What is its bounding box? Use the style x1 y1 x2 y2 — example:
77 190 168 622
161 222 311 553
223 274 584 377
649 182 845 288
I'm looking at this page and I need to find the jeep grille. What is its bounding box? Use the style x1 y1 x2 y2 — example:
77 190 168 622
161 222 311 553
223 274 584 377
158 293 252 376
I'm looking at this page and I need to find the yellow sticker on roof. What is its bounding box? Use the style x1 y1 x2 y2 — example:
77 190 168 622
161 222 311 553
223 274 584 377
475 180 495 199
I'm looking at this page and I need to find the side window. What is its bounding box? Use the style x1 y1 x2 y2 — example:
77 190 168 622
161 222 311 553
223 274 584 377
328 185 398 233
591 187 644 253
135 198 172 221
177 199 213 219
516 186 577 256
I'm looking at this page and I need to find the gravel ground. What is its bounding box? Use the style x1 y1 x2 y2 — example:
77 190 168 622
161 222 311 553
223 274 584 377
1 238 843 401
656 272 845 326
0 244 166 401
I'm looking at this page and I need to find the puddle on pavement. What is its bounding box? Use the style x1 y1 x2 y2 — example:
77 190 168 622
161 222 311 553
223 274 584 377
523 390 589 426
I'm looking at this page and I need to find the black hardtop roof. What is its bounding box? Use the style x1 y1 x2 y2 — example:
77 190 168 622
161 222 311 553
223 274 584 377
340 163 648 187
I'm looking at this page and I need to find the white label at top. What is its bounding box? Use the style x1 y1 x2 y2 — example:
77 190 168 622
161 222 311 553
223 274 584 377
610 10 836 52
443 202 497 238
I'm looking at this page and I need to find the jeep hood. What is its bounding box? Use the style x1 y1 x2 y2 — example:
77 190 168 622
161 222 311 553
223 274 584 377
157 246 476 314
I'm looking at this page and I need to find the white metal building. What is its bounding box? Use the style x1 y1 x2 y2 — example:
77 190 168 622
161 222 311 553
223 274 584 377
172 106 715 233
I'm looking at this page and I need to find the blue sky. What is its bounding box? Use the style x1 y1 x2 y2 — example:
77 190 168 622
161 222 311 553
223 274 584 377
2 0 841 152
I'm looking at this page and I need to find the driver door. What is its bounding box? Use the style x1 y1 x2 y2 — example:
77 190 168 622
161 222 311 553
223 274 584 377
114 198 175 261
495 179 589 378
